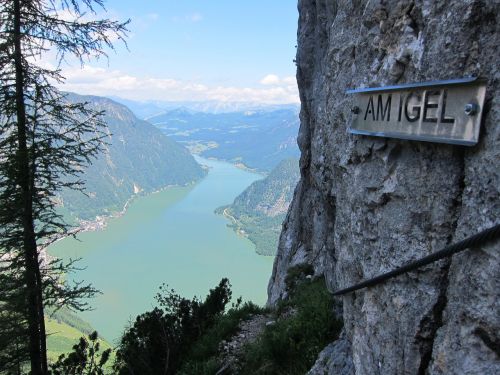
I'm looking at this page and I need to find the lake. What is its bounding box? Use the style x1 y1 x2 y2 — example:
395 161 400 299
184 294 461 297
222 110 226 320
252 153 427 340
48 157 274 343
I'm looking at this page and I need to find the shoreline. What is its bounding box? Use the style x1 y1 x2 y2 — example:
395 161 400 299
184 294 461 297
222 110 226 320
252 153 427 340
43 181 196 256
222 208 247 238
219 208 275 258
193 153 265 176
43 155 259 257
206 157 266 255
45 155 274 341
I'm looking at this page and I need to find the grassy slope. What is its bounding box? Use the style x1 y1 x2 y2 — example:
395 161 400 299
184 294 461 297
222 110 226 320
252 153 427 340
46 319 110 361
45 309 114 363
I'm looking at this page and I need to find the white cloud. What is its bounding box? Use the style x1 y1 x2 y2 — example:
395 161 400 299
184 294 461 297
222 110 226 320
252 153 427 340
260 74 280 85
260 74 296 87
57 66 299 104
282 76 296 85
55 8 78 22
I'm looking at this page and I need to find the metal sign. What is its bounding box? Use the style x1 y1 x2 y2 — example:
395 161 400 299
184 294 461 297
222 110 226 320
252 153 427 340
346 77 487 146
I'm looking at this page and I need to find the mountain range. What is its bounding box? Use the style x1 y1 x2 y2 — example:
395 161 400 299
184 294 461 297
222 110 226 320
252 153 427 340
59 94 206 222
110 96 300 118
147 107 300 171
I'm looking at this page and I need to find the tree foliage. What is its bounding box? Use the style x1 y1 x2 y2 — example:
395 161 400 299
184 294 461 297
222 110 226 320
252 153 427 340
0 0 128 373
49 331 111 375
114 278 232 375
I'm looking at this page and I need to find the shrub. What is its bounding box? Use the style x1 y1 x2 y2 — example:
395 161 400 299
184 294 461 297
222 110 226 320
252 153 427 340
49 331 111 375
112 270 343 375
284 263 315 293
179 301 265 374
113 278 232 375
239 275 342 375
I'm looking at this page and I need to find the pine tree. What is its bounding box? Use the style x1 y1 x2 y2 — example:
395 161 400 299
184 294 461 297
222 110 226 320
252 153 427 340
0 1 128 373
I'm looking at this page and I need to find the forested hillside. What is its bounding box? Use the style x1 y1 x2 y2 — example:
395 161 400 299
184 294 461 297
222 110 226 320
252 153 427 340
148 107 300 171
58 94 206 221
219 158 300 255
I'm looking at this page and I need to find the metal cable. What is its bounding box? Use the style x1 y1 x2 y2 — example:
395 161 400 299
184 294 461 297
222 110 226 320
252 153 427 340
332 223 500 296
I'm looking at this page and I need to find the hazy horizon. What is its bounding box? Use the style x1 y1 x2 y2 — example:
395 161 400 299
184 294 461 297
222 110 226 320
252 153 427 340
41 0 300 105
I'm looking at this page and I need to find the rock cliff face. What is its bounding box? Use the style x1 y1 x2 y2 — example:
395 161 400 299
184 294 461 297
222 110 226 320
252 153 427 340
268 1 499 374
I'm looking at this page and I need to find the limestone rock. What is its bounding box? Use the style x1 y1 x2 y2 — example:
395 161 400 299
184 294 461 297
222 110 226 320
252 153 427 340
268 1 500 374
217 314 271 374
306 331 354 375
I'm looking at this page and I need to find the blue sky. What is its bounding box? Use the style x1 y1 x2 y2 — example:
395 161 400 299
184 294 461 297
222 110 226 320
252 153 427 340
57 0 299 104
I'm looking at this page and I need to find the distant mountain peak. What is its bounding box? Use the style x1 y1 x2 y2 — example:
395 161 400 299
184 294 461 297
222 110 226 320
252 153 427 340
109 96 300 118
59 93 206 221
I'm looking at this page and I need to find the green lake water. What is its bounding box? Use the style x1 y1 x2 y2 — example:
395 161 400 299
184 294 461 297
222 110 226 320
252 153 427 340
48 157 274 343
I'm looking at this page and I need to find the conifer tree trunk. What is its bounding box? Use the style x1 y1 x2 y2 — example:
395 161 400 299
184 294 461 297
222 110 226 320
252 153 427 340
1 1 127 371
12 0 46 373
35 261 47 372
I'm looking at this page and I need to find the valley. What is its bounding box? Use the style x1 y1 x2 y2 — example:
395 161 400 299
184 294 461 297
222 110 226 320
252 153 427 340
146 106 300 171
3 0 497 372
44 94 301 356
48 157 274 343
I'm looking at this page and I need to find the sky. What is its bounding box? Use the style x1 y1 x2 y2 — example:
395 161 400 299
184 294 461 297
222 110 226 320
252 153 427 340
52 0 299 104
